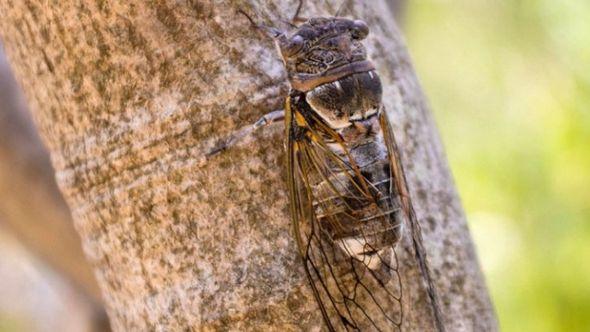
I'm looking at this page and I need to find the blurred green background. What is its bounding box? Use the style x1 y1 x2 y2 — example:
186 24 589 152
405 1 590 331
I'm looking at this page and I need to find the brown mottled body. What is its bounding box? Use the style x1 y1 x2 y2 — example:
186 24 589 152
282 17 403 267
281 17 445 331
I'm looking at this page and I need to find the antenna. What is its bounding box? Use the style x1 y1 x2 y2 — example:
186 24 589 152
237 9 284 38
292 0 309 24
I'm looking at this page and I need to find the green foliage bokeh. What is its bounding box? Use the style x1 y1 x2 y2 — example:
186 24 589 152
405 1 590 331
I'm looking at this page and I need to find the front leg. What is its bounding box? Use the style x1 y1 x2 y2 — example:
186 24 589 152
206 109 285 157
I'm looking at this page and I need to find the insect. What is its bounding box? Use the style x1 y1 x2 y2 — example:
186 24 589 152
208 3 445 331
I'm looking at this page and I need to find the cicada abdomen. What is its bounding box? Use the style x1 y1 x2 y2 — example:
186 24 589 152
308 71 403 264
290 71 404 274
287 69 405 331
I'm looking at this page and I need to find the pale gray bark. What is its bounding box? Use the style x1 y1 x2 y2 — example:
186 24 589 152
0 1 496 331
387 0 406 23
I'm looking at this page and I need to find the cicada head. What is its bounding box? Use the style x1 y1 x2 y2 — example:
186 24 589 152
275 17 373 92
239 9 373 92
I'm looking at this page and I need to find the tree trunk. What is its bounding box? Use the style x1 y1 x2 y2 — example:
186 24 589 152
0 1 496 331
387 0 407 24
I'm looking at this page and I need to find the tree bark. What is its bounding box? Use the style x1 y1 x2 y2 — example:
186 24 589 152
0 1 496 331
387 0 406 24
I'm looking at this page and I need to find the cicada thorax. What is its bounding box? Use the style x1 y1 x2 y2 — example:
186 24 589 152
298 69 404 278
306 70 383 129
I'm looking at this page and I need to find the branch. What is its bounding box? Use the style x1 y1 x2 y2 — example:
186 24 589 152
0 1 496 330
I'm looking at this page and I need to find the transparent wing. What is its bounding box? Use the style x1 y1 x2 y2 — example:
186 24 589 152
379 111 446 332
286 98 404 331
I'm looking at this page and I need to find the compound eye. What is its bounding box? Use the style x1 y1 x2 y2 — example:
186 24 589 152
351 20 369 39
283 35 304 57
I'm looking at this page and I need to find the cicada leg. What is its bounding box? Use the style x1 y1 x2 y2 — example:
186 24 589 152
206 109 285 157
292 0 308 23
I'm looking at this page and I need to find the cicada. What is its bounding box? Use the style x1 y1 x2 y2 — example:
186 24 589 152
209 4 445 332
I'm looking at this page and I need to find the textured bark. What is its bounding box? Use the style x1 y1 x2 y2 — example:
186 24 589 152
387 0 406 23
0 1 496 331
0 45 103 303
